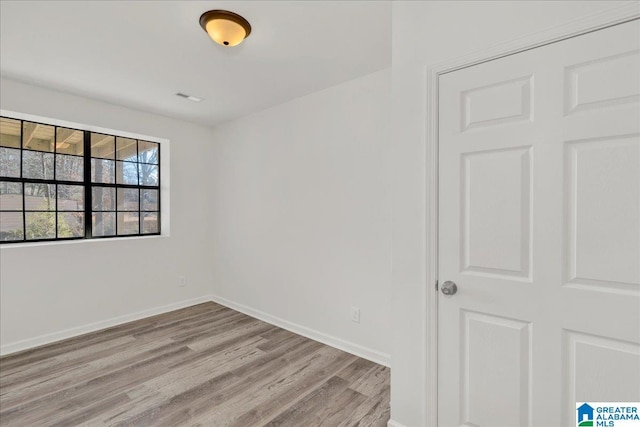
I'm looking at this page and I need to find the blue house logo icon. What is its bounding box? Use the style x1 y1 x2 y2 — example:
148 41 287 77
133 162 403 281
577 403 594 426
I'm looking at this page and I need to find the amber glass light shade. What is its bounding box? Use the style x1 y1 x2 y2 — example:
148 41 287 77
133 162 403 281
199 10 251 47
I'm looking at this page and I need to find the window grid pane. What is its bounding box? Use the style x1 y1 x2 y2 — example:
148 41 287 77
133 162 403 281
0 211 24 241
116 137 137 162
1 116 160 244
0 181 23 211
56 154 84 182
56 128 84 156
92 186 116 211
24 183 56 211
117 212 139 235
138 141 159 164
22 122 54 152
92 212 116 237
116 161 138 185
23 150 54 180
25 211 56 240
91 133 115 159
0 117 21 149
0 147 21 178
91 158 115 184
141 212 159 234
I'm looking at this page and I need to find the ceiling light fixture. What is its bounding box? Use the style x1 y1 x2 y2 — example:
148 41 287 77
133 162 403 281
199 10 251 47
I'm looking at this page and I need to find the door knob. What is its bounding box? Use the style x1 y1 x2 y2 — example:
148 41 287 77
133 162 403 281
441 281 458 295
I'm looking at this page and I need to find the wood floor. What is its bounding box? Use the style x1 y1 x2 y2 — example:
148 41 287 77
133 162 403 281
0 302 390 427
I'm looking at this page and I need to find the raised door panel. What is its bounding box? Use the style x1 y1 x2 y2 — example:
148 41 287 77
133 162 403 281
564 135 640 292
565 50 640 114
461 311 532 427
462 147 532 280
563 331 640 425
462 76 533 131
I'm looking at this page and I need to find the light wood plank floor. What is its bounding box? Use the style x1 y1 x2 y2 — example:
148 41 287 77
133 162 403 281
0 302 390 426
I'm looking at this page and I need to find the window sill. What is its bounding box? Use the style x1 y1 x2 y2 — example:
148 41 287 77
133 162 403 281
0 233 167 249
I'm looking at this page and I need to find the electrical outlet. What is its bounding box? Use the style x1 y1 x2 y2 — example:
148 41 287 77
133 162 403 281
351 307 360 323
178 276 186 287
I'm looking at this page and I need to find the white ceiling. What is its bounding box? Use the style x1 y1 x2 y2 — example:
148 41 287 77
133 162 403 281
0 1 391 127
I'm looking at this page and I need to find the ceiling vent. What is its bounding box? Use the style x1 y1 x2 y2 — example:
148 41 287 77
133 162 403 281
176 93 203 102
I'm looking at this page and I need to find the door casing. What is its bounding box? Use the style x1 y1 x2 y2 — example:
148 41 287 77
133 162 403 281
424 4 640 426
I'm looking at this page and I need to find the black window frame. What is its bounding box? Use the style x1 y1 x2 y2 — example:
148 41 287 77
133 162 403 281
0 115 161 244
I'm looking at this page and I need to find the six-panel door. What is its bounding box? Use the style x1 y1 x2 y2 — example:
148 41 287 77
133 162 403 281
438 19 640 427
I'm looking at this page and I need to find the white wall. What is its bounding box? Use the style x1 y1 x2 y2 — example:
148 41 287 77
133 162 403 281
0 78 215 354
210 69 392 364
389 1 634 426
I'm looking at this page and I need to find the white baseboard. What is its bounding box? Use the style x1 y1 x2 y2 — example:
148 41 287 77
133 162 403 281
1 294 392 369
387 420 407 427
0 295 212 356
209 294 391 367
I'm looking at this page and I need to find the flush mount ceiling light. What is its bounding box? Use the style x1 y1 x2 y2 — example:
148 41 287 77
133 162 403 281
199 10 251 47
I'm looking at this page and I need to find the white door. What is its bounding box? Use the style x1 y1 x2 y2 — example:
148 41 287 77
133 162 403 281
438 19 640 427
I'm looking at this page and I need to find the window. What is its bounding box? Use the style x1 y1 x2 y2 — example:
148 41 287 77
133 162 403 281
0 116 160 243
